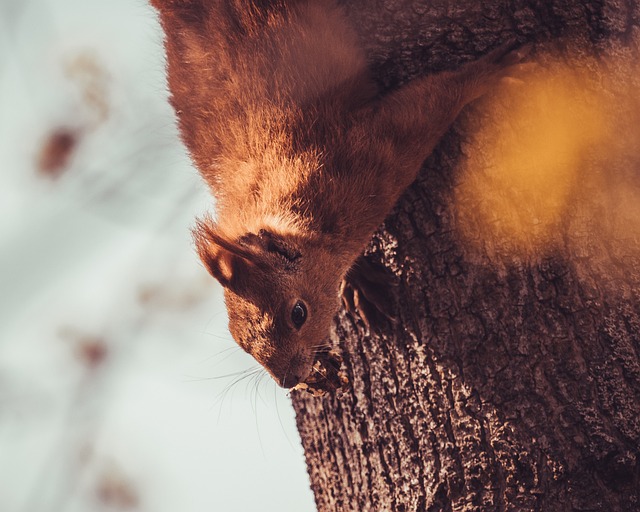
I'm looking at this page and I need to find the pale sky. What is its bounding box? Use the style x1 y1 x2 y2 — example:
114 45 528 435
0 0 315 510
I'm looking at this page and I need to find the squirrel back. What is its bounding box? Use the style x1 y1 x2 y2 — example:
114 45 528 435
154 0 375 233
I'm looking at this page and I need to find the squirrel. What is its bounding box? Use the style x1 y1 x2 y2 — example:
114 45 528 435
150 0 529 388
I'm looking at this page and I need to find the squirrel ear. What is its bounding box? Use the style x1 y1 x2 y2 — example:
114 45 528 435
149 0 207 23
149 0 199 10
193 219 256 289
198 243 240 288
239 229 301 263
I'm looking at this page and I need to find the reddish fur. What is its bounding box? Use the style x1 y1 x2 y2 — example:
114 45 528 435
151 0 526 386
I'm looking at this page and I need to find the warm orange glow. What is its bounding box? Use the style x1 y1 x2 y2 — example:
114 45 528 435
454 55 640 259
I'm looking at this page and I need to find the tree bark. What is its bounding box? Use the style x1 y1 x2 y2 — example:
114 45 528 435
291 1 640 511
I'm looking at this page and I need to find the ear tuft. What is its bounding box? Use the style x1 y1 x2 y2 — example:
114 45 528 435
149 0 208 24
193 218 255 288
149 0 199 10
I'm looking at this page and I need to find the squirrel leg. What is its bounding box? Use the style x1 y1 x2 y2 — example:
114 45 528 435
340 43 532 329
362 41 533 198
455 40 533 102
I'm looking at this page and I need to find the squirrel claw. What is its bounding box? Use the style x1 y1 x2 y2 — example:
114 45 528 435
463 39 534 102
341 281 357 314
341 256 398 330
477 39 532 68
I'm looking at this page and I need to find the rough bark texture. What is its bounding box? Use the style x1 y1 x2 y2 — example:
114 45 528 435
292 1 640 511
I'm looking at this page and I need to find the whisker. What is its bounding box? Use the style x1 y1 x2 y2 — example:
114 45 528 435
208 345 244 370
212 366 263 411
201 331 235 342
310 343 333 354
254 370 270 407
274 381 296 451
252 372 266 459
183 366 257 383
195 345 239 366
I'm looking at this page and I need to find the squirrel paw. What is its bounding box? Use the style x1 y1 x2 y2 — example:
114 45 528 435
464 40 535 101
341 256 398 330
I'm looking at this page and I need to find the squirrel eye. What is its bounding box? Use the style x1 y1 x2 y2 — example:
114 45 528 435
290 301 307 329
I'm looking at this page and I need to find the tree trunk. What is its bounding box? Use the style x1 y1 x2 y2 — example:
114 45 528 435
291 1 640 511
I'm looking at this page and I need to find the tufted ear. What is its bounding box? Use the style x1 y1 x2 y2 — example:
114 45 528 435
149 0 208 23
193 219 259 289
149 0 199 10
194 218 304 289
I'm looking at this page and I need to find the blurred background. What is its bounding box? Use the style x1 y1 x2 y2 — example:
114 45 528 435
0 0 314 510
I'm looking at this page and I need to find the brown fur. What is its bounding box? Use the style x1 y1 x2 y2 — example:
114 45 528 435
151 0 527 386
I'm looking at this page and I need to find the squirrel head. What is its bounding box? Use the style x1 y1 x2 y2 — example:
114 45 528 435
194 219 344 387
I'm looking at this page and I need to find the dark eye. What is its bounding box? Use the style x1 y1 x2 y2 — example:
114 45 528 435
291 301 307 329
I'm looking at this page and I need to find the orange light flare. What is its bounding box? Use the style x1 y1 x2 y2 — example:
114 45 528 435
454 51 640 261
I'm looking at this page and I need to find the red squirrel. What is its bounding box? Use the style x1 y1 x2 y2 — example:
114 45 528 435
150 0 528 389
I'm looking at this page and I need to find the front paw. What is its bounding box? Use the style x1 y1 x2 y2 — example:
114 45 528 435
341 256 398 330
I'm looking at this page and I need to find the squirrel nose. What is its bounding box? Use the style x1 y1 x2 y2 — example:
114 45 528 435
276 352 312 388
280 374 302 388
